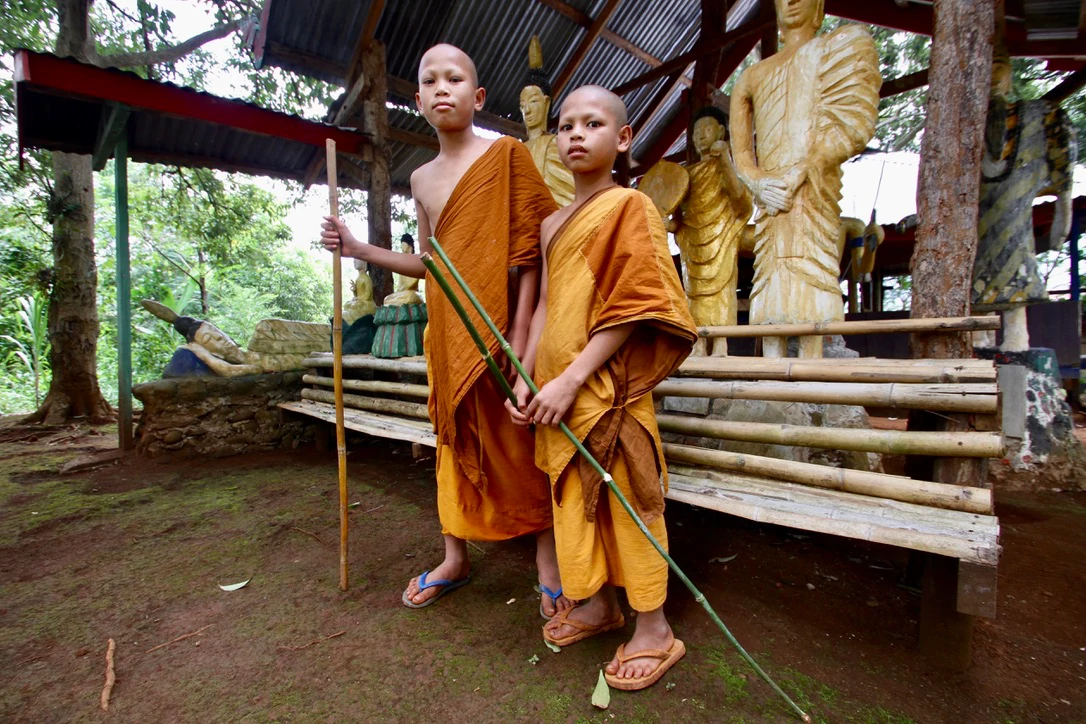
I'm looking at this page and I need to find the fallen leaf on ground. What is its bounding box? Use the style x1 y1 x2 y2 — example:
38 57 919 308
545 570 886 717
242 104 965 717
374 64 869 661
592 670 610 709
528 654 540 665
544 638 561 654
218 578 251 592
709 554 738 564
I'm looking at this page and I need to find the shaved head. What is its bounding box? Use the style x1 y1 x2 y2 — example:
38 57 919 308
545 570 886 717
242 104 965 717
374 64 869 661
560 85 628 127
418 43 479 87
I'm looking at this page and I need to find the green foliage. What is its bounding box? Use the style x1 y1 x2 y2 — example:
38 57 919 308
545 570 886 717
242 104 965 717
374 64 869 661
1 293 49 406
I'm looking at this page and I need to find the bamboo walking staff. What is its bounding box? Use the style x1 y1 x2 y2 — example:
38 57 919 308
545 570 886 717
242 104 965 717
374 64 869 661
420 238 810 722
326 139 349 592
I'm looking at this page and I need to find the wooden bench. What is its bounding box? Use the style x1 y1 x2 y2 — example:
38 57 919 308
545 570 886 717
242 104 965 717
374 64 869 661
282 316 1007 668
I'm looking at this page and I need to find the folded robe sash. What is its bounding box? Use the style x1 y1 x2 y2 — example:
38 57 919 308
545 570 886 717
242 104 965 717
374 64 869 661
534 187 698 523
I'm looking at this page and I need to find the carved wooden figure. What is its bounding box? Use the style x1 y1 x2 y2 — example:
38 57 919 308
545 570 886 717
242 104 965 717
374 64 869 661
731 0 881 358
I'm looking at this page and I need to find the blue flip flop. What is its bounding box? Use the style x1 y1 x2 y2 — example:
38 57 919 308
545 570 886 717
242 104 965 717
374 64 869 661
402 570 472 609
539 582 564 620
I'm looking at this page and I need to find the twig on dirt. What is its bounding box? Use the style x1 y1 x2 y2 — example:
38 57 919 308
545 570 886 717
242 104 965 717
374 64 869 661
290 527 332 548
278 630 346 651
145 624 213 653
467 540 487 556
100 639 116 711
364 504 385 514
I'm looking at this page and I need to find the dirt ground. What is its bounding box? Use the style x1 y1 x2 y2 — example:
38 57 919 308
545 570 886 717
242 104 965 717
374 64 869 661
1 421 1084 723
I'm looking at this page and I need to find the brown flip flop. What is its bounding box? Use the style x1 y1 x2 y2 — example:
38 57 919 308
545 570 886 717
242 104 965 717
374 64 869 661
542 606 625 647
604 638 686 691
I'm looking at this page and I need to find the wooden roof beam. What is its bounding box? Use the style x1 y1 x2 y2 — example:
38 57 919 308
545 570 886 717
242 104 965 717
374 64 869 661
631 63 693 135
612 17 773 98
634 33 761 168
552 0 623 96
1044 64 1086 103
346 0 387 87
881 68 929 98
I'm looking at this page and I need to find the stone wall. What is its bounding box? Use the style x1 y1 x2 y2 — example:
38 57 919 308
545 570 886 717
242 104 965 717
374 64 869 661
132 371 313 458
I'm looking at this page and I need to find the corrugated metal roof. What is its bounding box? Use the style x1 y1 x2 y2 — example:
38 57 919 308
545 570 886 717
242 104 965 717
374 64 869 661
255 0 768 183
1022 0 1082 40
15 50 372 191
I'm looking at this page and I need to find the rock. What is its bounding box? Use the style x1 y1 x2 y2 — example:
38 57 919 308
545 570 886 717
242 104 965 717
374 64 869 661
662 396 711 416
132 373 311 458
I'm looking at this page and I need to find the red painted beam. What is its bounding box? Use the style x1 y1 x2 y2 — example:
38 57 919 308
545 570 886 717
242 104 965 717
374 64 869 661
14 50 369 155
824 0 933 35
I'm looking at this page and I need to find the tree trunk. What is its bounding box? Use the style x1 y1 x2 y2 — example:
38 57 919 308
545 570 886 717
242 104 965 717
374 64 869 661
363 41 394 302
907 0 995 669
26 151 113 424
909 0 994 360
25 0 114 424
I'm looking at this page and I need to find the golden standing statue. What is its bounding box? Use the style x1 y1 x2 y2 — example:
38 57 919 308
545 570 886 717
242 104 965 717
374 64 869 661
731 0 881 357
521 35 574 207
672 108 752 356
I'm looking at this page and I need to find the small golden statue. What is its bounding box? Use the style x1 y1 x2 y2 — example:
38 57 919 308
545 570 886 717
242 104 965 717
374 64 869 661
382 235 424 306
644 107 752 357
730 0 881 357
521 35 574 207
344 258 377 324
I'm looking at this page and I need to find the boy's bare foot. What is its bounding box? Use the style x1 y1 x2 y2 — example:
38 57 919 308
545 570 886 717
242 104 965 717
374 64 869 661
604 607 675 680
535 529 572 618
403 535 471 606
543 588 623 644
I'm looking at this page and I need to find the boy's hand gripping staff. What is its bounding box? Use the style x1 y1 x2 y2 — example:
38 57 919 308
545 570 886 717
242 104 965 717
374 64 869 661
420 237 809 722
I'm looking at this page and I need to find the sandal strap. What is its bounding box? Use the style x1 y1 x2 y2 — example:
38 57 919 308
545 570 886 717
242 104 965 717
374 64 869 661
539 583 563 602
615 641 675 664
553 607 620 632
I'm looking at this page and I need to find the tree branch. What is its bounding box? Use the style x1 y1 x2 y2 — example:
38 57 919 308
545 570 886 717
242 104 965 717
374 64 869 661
96 16 254 69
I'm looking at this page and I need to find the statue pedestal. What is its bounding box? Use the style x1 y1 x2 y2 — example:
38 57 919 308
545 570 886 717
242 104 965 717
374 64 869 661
977 347 1086 490
372 303 427 359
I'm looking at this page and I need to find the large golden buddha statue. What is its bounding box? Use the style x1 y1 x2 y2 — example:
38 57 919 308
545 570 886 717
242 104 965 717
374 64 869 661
731 0 881 358
521 35 574 207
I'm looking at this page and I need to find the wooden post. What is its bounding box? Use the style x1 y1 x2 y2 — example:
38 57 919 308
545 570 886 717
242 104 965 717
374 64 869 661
688 0 726 160
364 40 394 303
114 134 133 452
327 140 349 592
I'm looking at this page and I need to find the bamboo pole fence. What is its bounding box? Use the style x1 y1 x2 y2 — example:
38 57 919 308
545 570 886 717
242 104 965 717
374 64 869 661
699 315 1001 338
663 443 992 514
654 379 998 414
656 414 1004 457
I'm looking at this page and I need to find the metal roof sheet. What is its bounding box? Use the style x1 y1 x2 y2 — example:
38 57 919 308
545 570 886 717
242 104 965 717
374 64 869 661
14 50 373 190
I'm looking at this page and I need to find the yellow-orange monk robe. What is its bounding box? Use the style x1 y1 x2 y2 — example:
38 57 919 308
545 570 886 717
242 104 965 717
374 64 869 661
426 136 558 541
534 187 697 609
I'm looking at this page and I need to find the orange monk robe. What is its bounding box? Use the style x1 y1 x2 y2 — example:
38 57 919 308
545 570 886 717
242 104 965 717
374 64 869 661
534 187 697 609
426 136 558 541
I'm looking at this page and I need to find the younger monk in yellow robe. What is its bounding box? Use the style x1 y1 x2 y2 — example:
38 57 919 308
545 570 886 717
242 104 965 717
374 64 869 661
508 86 698 690
322 44 570 617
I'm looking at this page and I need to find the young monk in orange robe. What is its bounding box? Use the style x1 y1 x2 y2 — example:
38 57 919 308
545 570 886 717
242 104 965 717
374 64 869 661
321 44 570 617
508 86 698 690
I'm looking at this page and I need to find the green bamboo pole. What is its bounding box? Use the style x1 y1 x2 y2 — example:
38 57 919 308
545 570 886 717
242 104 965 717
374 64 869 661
421 239 810 722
